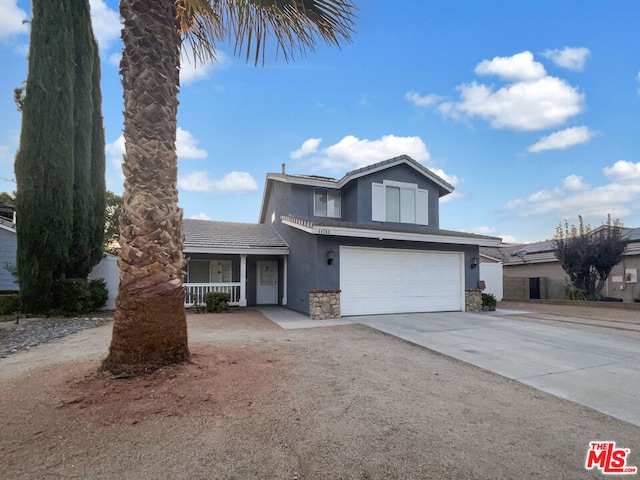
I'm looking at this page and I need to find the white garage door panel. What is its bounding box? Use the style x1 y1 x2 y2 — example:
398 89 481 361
340 247 463 316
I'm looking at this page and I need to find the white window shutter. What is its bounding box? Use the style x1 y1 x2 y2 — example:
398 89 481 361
372 183 385 221
416 189 428 225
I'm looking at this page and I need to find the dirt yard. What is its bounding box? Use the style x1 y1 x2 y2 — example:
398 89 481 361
1 307 639 479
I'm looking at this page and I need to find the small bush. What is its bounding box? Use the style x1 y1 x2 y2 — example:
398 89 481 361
51 278 109 316
481 293 497 308
88 278 109 310
206 292 230 313
52 278 91 316
0 293 21 315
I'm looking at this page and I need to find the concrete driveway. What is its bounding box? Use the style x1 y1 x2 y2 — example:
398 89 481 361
352 309 640 427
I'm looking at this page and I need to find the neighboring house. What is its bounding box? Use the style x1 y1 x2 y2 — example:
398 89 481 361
187 155 502 317
485 227 640 303
0 216 18 291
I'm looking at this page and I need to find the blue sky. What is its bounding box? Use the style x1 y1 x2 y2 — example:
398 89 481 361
1 0 639 243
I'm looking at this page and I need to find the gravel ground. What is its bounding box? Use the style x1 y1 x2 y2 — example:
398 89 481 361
0 315 113 358
1 307 639 479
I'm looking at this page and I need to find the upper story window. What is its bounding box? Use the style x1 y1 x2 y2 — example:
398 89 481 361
372 180 428 225
314 188 341 218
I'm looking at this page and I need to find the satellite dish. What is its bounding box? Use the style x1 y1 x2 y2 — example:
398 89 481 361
513 249 528 259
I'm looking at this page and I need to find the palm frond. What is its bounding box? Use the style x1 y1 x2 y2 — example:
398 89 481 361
215 0 357 65
176 0 224 65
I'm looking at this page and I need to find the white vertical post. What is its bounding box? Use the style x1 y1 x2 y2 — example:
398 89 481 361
282 255 288 306
240 255 247 307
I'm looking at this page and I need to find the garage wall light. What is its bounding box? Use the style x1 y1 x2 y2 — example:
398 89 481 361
470 256 479 269
327 249 335 265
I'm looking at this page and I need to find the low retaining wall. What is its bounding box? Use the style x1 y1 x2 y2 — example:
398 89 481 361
309 289 341 320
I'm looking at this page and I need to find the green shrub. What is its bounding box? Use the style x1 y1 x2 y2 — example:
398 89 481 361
481 293 497 308
0 293 21 315
88 278 109 310
51 277 108 316
52 278 91 316
206 291 230 313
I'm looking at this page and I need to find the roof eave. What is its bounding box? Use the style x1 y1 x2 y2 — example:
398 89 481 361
281 217 501 247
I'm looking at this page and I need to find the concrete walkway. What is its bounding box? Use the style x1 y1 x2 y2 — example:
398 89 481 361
259 307 640 427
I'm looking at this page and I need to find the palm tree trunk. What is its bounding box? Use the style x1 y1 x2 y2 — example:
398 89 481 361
103 0 188 374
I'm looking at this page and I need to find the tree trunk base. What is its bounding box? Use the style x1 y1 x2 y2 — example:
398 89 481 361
102 288 189 375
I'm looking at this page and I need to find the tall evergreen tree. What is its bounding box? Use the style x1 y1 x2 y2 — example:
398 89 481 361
89 41 107 270
67 0 96 279
15 0 75 312
15 0 105 312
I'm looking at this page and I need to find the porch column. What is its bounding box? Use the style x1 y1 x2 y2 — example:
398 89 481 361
282 255 288 306
239 255 247 307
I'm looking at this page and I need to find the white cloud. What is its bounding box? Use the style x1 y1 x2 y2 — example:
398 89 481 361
541 47 590 71
0 0 28 40
180 46 229 85
293 134 431 172
108 52 121 66
176 128 207 159
562 174 589 191
290 138 321 160
431 51 585 131
106 135 125 181
429 167 459 188
0 130 19 165
89 0 121 52
440 76 584 131
475 51 546 81
527 126 596 153
190 212 211 220
179 171 258 194
405 91 442 107
503 161 640 223
603 160 640 183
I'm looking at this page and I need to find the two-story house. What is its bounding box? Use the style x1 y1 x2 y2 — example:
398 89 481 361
183 155 501 317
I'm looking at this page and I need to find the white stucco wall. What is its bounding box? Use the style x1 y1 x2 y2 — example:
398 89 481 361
88 254 119 310
479 262 503 301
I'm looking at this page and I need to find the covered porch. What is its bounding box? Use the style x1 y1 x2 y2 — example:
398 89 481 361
182 219 290 308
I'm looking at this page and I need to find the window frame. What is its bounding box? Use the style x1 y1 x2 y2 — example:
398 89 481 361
372 180 428 225
313 188 341 218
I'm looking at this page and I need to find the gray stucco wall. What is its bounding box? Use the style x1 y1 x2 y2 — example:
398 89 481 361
503 262 568 300
273 224 480 314
352 163 442 228
0 227 18 290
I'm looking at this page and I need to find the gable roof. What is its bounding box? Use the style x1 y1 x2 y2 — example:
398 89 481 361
259 155 454 223
183 219 289 255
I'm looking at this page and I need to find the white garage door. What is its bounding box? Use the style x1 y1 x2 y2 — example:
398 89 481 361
340 246 464 316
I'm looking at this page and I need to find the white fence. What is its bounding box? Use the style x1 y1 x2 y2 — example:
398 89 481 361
184 283 242 306
479 262 503 301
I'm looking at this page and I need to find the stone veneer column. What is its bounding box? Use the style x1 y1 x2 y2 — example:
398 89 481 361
309 289 341 320
465 289 482 312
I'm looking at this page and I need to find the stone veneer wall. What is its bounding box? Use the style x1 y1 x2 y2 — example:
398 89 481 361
309 289 341 320
465 289 482 312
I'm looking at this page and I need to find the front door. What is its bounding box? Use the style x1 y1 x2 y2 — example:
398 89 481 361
256 261 278 304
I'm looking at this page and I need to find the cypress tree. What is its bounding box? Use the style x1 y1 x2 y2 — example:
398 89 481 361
15 0 75 312
88 36 106 269
67 0 95 279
